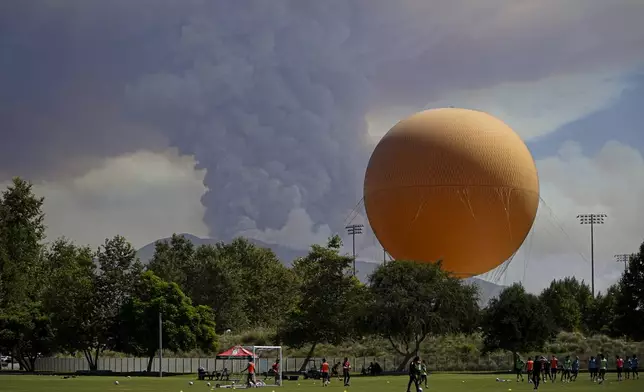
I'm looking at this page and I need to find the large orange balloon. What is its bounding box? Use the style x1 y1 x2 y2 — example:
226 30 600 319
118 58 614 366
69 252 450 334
364 108 539 277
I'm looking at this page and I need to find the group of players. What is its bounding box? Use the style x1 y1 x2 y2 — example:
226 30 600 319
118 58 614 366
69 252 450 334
515 354 639 390
318 357 352 387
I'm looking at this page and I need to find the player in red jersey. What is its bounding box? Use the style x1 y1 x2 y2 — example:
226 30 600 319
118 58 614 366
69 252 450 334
342 357 351 386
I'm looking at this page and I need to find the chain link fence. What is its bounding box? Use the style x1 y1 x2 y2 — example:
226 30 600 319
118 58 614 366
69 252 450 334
29 353 518 374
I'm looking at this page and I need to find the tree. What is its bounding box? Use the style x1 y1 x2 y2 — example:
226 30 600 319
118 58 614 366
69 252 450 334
42 239 97 366
216 238 298 328
116 271 218 371
147 235 298 331
0 302 55 371
481 283 552 357
187 245 248 332
79 235 143 370
538 277 593 332
368 261 480 371
586 285 620 336
44 236 142 370
280 235 366 371
0 177 46 306
146 234 196 288
614 244 644 340
0 178 52 371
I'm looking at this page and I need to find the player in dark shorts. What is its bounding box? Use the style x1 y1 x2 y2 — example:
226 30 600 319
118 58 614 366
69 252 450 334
514 355 525 382
532 357 543 390
244 356 256 386
342 357 351 386
320 358 330 385
598 354 607 383
571 356 580 381
331 362 340 380
420 359 428 388
406 356 420 392
526 357 534 383
561 355 571 382
549 355 558 382
542 356 550 382
271 359 280 385
632 355 639 379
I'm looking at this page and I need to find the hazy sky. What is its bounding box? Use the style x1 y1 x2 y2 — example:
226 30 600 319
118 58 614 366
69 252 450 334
1 0 643 292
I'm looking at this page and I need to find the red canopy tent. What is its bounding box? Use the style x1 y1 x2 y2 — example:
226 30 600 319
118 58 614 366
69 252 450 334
216 345 258 360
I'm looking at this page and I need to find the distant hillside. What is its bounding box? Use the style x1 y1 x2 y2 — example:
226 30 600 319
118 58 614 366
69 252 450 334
137 234 506 305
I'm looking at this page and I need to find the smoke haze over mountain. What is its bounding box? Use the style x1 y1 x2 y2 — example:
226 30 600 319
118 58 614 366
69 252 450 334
2 1 644 292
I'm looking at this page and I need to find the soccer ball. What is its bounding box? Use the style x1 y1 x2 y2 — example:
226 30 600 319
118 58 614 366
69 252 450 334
189 381 193 385
207 382 211 386
417 388 423 392
114 381 119 385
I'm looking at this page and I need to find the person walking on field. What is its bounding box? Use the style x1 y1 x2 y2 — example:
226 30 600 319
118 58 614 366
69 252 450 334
570 356 580 381
526 357 534 383
541 356 549 383
514 354 525 382
532 357 544 390
561 355 571 382
342 357 351 386
598 354 608 384
549 355 558 382
320 358 330 386
271 359 280 385
616 355 624 381
243 356 256 387
420 359 428 388
406 356 421 392
632 355 639 379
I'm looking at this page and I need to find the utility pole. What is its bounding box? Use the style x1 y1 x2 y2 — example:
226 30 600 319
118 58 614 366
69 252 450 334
614 253 632 272
345 224 363 276
577 213 607 297
158 311 163 378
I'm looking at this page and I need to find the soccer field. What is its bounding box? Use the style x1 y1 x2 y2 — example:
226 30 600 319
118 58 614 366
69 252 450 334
0 374 641 392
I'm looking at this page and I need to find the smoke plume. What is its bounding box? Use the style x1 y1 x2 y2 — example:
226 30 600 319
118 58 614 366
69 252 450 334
2 0 643 243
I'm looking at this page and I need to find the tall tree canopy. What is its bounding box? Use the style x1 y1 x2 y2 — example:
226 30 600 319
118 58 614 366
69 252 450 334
146 234 196 289
0 177 45 306
0 178 52 371
48 236 143 370
116 271 217 371
43 239 98 368
586 285 620 336
147 235 297 331
280 235 367 370
368 261 480 371
614 244 644 340
216 238 298 328
187 244 248 332
538 277 593 332
482 284 552 356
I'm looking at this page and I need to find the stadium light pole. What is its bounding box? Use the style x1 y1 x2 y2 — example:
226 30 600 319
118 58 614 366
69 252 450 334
158 311 163 378
577 213 607 297
614 253 632 272
345 224 363 276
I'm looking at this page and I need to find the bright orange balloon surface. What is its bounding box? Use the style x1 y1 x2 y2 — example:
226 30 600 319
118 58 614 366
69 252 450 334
364 108 539 277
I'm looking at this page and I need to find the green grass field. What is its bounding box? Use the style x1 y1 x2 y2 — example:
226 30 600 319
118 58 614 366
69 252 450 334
0 374 641 392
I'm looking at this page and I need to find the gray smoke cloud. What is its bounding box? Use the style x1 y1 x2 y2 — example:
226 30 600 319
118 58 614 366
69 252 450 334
2 0 643 242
